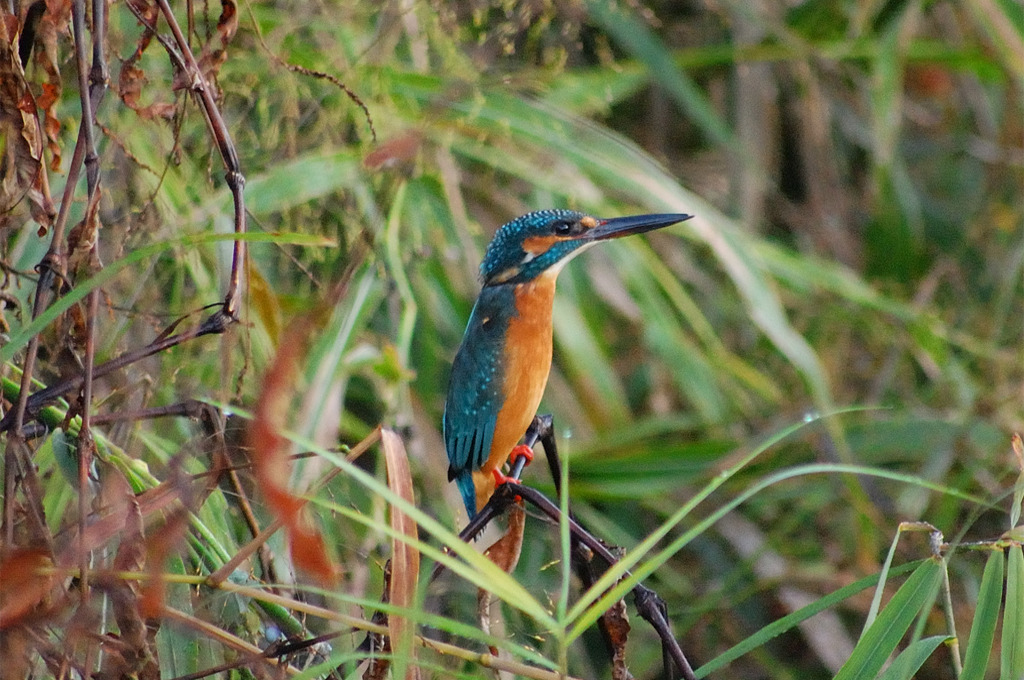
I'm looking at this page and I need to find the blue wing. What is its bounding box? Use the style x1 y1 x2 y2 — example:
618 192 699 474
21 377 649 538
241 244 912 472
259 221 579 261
443 287 513 515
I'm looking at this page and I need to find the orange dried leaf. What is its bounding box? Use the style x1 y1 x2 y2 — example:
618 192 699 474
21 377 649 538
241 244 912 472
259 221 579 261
42 0 72 29
34 0 65 168
140 505 188 620
0 549 54 629
477 502 525 651
112 494 146 574
605 597 631 680
117 62 175 121
215 0 238 45
364 131 422 170
134 464 192 620
118 62 146 109
0 16 55 229
194 1 237 88
250 323 340 587
483 500 525 574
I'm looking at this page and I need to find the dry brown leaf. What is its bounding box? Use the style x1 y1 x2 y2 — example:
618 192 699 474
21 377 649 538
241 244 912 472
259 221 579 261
364 131 422 170
195 1 238 97
112 479 161 678
478 501 525 653
134 463 192 620
381 428 420 679
604 596 632 680
0 10 55 230
117 0 175 121
215 0 239 44
93 493 160 680
34 0 68 170
249 322 340 588
0 548 54 629
117 62 175 121
55 470 184 563
112 491 145 575
139 504 188 620
0 624 33 678
483 500 525 574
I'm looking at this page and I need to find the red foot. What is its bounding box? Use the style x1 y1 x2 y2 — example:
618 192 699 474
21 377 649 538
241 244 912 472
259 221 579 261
492 444 535 489
491 468 523 504
509 444 534 467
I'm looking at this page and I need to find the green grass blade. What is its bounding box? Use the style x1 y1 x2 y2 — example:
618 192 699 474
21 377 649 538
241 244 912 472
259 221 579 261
583 0 738 152
565 416 819 635
877 635 950 680
864 525 905 634
696 561 921 677
552 294 630 423
965 0 1024 84
291 433 557 630
833 558 943 680
232 151 362 216
961 548 1006 680
1002 545 1024 680
1011 434 1024 527
570 458 990 643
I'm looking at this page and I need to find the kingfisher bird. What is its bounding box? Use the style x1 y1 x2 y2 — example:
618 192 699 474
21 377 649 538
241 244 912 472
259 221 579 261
443 209 692 518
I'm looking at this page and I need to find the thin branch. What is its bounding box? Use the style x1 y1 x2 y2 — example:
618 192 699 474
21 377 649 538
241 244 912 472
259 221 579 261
0 310 232 433
434 415 696 680
4 0 111 543
70 0 104 601
148 0 247 317
500 483 696 680
71 0 98 194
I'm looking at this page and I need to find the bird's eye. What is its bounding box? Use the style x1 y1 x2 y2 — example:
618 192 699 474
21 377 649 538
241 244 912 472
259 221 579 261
552 219 574 236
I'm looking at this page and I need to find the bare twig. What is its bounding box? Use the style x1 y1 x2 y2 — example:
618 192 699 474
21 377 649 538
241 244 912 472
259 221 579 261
0 310 232 433
3 0 111 546
498 482 696 680
70 0 106 600
147 0 247 318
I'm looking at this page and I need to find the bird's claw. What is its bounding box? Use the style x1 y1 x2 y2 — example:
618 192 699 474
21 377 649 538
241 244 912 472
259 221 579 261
505 444 535 482
492 444 533 488
491 467 512 487
509 444 534 467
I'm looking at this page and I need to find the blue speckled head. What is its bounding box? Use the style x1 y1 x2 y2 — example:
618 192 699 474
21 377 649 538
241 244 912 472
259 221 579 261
478 209 691 286
479 209 590 285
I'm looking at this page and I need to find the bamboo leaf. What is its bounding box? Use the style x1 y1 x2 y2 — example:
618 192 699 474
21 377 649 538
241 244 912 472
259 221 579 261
1011 434 1024 528
877 635 950 680
697 561 920 677
961 549 1005 680
832 558 943 680
1002 545 1024 680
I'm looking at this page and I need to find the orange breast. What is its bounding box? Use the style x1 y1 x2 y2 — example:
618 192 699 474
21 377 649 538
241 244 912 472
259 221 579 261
472 271 557 509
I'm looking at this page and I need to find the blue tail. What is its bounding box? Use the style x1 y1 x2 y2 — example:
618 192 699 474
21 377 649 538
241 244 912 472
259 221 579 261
455 471 477 518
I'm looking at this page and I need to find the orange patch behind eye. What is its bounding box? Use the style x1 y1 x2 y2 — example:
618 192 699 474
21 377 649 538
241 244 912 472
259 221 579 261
522 234 560 255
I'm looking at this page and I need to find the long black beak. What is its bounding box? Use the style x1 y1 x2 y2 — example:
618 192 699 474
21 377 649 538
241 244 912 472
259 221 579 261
586 213 693 241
